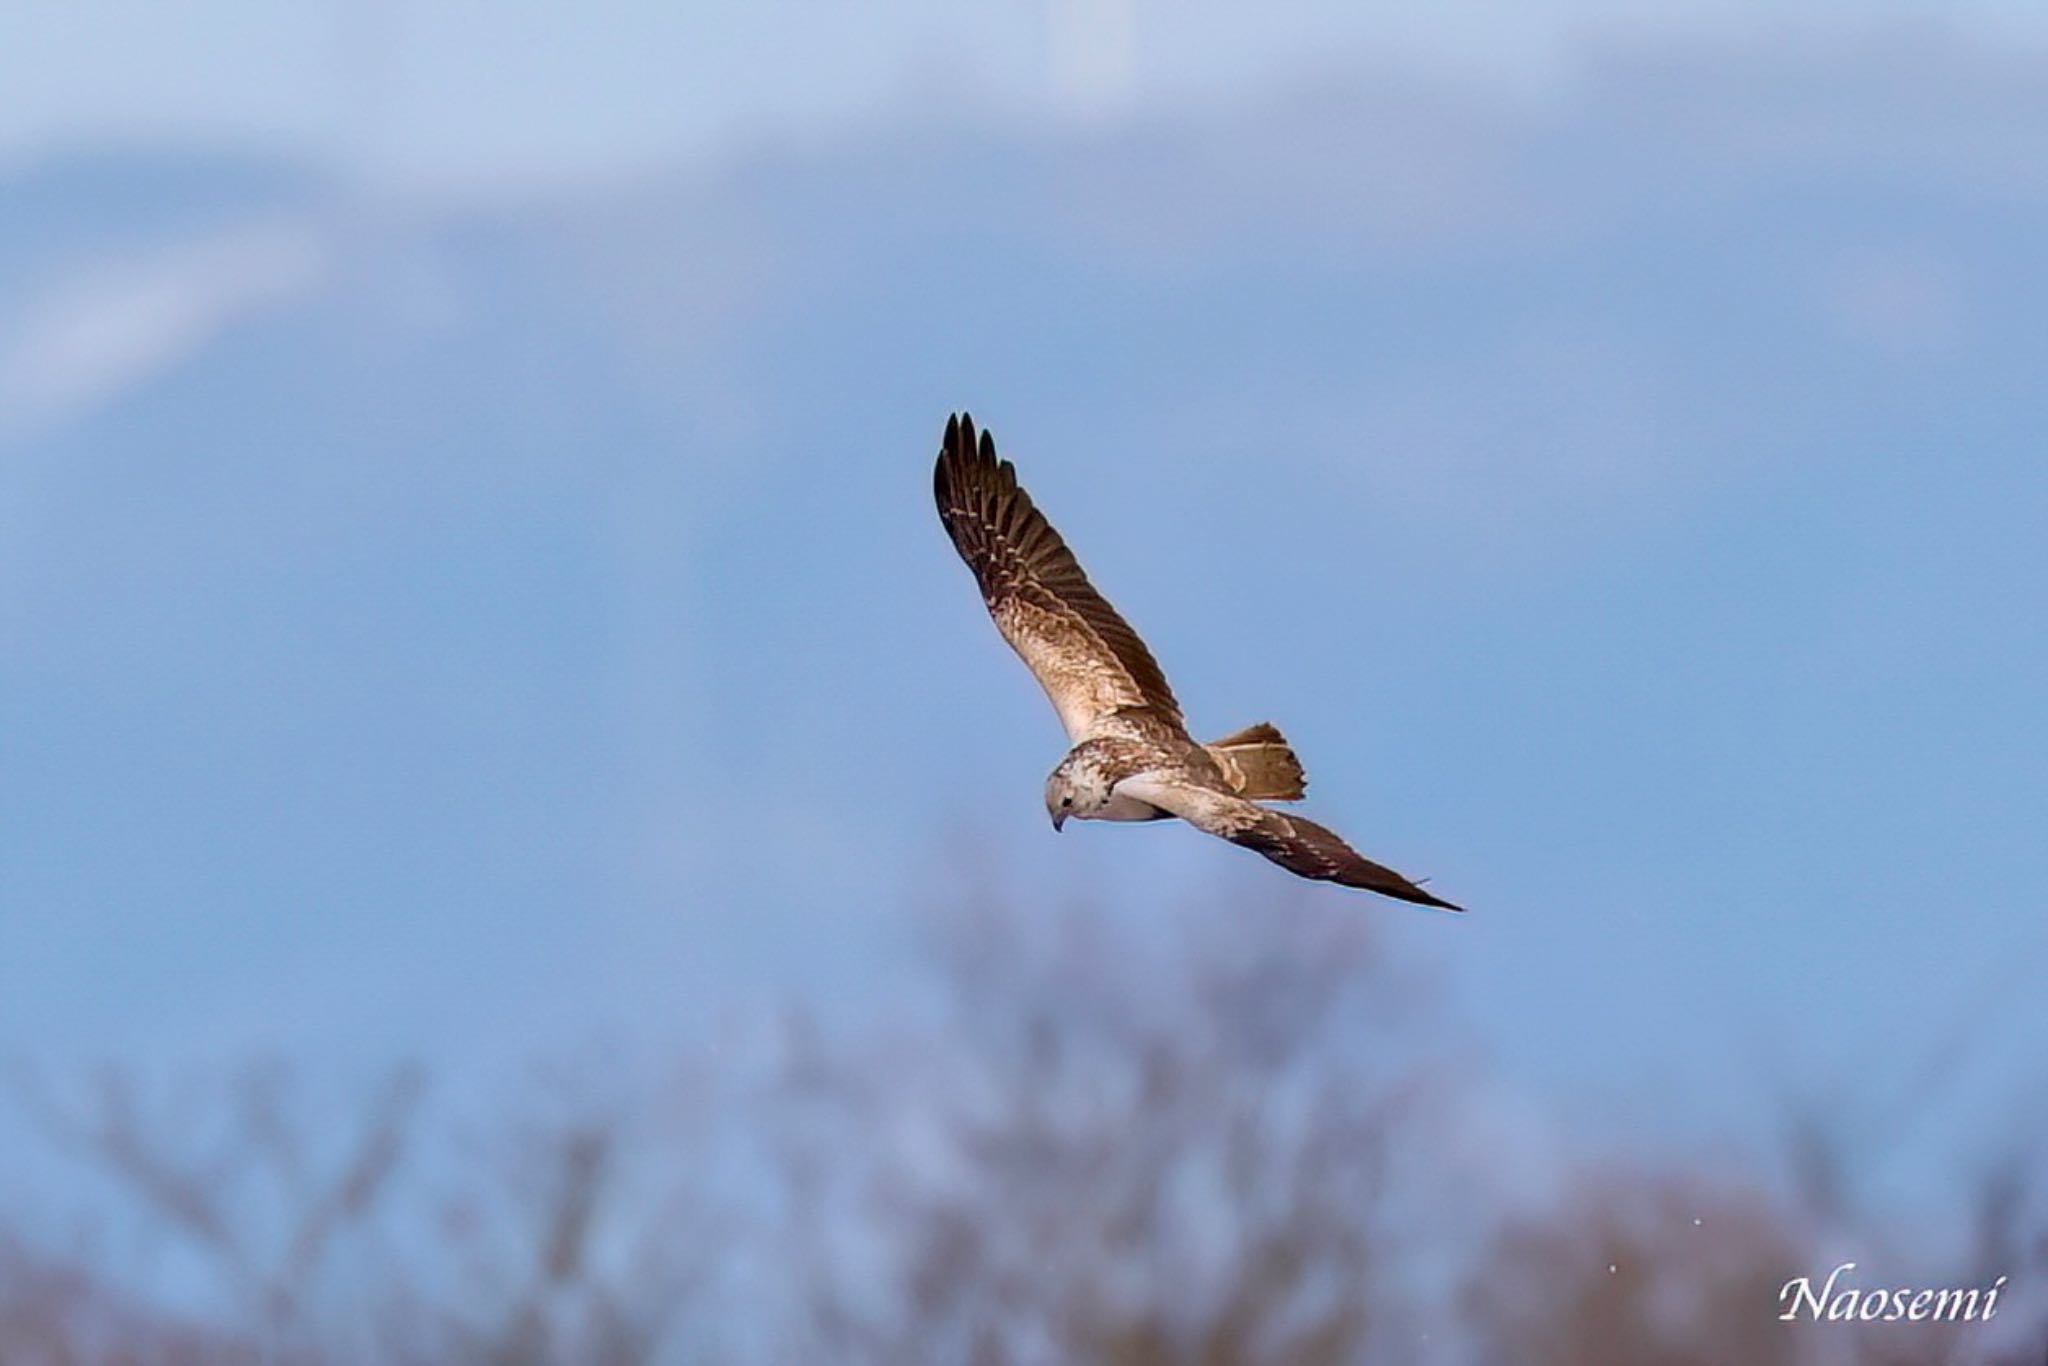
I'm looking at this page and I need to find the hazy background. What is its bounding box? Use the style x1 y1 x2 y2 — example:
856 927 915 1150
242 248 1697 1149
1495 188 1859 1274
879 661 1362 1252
4 1 2046 1359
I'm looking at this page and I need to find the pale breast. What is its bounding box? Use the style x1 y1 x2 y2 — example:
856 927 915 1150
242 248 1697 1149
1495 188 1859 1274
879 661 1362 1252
1097 789 1170 822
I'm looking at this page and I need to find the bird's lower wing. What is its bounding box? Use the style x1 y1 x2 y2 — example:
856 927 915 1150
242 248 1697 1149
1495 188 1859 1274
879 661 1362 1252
1119 774 1463 911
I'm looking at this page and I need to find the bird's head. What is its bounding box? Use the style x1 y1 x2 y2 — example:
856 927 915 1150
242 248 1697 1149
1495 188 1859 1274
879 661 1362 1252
1044 756 1114 831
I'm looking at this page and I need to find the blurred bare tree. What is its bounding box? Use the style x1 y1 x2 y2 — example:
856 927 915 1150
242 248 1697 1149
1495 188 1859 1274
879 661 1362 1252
0 1228 261 1364
759 889 1463 1364
7 1059 423 1359
1 882 2041 1364
2 1057 718 1365
1464 1168 1808 1366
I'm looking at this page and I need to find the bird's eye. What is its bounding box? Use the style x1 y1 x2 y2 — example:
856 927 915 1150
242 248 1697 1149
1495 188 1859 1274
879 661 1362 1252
1061 796 1072 808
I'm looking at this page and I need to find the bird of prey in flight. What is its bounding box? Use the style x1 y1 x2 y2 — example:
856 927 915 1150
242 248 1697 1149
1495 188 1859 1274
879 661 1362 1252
934 413 1462 911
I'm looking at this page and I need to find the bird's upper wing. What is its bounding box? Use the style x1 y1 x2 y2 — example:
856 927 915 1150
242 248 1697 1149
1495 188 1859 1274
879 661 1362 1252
934 413 1181 740
1118 772 1463 911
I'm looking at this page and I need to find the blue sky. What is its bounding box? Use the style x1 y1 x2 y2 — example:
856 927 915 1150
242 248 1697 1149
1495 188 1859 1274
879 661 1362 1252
9 0 2048 185
3 0 2047 1248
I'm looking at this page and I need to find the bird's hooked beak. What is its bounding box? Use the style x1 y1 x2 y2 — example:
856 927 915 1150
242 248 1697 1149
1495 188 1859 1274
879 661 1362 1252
1050 808 1067 833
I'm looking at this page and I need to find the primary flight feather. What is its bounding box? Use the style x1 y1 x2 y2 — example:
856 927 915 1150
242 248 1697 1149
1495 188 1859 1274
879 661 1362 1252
934 413 1461 911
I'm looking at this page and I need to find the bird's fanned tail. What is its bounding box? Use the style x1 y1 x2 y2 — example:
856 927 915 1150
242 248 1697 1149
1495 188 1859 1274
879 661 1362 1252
1205 721 1307 802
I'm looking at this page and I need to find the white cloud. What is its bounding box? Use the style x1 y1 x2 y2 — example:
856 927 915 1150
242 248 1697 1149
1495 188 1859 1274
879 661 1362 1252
0 219 327 437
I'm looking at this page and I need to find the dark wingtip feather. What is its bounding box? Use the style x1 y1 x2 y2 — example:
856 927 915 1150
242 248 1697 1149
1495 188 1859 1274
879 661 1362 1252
935 416 956 504
1348 875 1463 912
935 411 997 470
936 412 979 498
1401 885 1465 912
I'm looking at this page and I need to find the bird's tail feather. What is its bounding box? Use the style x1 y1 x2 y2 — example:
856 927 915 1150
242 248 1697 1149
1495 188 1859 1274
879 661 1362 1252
1205 722 1307 801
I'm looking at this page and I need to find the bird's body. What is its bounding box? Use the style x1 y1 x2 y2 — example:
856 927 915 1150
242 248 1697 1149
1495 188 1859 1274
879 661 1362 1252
1044 717 1200 822
934 413 1461 911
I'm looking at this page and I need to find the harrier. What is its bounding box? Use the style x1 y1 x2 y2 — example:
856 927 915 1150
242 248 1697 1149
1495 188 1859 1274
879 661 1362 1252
934 413 1461 910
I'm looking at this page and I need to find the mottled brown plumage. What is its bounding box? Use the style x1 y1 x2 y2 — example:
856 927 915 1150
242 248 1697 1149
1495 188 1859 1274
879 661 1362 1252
934 413 1460 911
934 413 1180 739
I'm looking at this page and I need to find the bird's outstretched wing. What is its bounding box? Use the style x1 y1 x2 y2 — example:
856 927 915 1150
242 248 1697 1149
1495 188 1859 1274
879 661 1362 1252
934 413 1182 740
1120 774 1463 911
